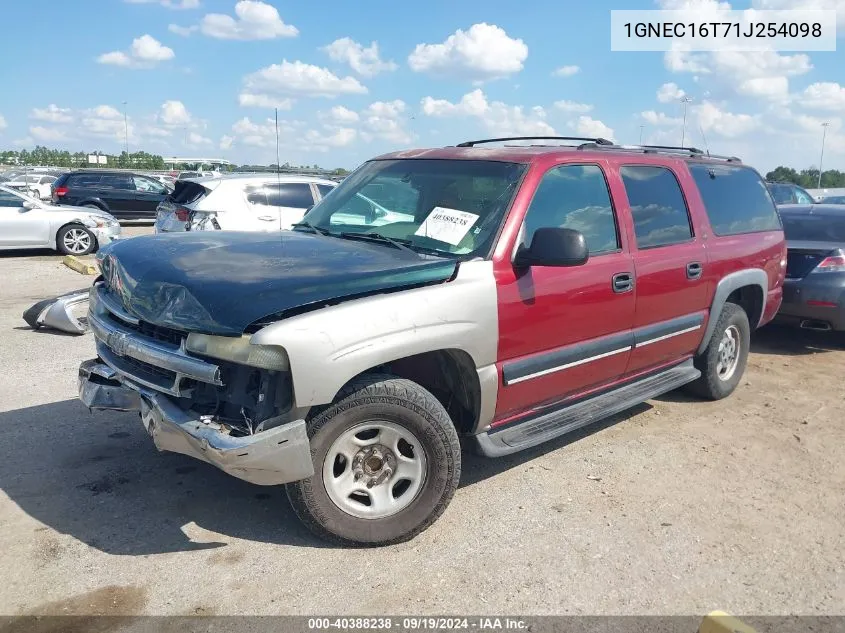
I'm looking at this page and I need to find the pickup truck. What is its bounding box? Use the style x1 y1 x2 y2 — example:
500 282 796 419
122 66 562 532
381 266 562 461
78 137 786 546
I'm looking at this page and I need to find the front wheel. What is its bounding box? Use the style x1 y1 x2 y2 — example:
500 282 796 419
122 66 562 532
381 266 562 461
57 225 96 256
687 303 750 400
286 374 461 546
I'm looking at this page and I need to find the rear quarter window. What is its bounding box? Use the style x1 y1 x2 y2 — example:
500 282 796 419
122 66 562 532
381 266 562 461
68 173 102 187
690 164 781 235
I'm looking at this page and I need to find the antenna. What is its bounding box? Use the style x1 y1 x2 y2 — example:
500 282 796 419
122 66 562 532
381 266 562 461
699 125 710 157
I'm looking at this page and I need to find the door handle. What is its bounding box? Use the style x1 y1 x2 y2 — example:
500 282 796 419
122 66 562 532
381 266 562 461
257 216 276 221
686 262 703 280
612 272 634 293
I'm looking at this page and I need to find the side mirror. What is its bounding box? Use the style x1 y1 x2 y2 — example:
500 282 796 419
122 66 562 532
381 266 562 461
514 227 589 268
22 200 37 210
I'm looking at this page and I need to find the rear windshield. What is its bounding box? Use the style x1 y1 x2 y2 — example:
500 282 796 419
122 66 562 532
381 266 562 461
781 213 845 242
689 164 781 235
169 180 207 204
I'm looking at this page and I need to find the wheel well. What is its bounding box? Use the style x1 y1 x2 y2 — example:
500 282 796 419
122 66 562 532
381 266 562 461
341 350 481 435
726 285 764 329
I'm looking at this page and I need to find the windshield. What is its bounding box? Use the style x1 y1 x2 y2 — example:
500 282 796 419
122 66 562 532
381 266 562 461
0 185 42 205
300 159 527 258
782 213 845 242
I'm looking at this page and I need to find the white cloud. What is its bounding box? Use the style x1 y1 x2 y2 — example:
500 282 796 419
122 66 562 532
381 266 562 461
187 131 212 145
0 115 6 131
737 76 789 100
227 116 357 152
360 100 414 144
168 24 198 36
303 127 358 150
200 0 297 40
694 101 759 137
125 0 199 9
322 38 397 77
421 89 555 136
552 65 580 77
158 100 192 126
29 126 68 142
30 104 73 123
554 100 593 113
320 106 360 124
238 93 294 109
569 116 614 140
97 34 174 68
641 111 684 126
241 60 367 105
408 23 528 81
797 82 845 110
219 135 234 150
657 82 686 103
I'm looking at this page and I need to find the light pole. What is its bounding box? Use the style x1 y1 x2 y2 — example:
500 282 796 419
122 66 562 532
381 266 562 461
639 125 645 145
680 96 693 147
818 122 829 188
122 101 130 167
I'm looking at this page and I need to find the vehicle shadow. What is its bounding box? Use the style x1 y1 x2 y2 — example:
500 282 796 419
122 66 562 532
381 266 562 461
0 399 327 554
0 248 58 259
750 324 845 356
459 403 651 488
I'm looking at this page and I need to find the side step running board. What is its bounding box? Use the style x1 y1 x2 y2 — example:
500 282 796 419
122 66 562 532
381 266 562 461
473 360 701 457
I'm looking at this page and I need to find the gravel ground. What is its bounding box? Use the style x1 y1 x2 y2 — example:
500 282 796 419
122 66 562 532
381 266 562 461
0 226 843 617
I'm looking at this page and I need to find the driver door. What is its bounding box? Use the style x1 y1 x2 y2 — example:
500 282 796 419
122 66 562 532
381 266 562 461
0 190 48 247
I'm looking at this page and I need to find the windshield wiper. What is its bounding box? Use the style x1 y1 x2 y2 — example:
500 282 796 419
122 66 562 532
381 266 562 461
291 221 333 236
338 231 420 256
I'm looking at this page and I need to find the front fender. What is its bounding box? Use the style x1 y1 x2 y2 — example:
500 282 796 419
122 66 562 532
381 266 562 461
250 260 499 407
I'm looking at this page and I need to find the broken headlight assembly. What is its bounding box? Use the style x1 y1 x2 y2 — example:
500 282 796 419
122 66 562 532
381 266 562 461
185 333 289 371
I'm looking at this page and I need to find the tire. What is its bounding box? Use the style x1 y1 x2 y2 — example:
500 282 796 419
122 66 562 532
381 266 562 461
286 374 461 546
57 224 97 256
687 303 750 400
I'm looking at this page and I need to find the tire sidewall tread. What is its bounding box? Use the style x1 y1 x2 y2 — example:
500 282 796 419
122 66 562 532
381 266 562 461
56 224 96 256
689 303 750 400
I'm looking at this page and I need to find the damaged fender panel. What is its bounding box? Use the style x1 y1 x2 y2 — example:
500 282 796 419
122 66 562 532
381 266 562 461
250 260 500 415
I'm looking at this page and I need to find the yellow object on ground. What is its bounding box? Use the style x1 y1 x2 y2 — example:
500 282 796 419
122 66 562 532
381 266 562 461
699 611 757 633
62 255 99 276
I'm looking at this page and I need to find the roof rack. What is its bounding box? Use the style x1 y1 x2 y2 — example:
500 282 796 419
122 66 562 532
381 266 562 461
455 136 614 148
576 142 742 163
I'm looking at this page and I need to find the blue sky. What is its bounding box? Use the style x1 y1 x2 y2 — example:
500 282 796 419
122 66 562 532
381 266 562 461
0 0 843 172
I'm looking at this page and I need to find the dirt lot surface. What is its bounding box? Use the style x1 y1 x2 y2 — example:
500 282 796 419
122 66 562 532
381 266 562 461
0 225 843 616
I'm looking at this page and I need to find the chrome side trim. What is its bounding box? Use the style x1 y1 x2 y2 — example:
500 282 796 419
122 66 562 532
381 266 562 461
504 346 632 386
88 311 222 387
634 324 702 348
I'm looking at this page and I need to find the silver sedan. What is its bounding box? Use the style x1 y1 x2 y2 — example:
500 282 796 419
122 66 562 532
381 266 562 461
0 185 121 255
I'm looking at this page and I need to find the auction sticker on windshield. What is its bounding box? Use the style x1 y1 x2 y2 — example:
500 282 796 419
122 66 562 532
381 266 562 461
414 207 479 246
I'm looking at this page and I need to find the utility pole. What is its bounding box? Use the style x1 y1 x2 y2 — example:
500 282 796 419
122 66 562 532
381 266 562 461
818 122 829 188
639 125 644 144
680 96 693 148
122 101 130 167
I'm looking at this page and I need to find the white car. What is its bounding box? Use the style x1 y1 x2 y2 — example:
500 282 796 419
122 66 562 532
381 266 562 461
4 174 57 200
155 174 338 233
0 185 121 255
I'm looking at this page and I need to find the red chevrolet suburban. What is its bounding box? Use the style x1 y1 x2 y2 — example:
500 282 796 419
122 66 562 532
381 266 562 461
80 137 786 545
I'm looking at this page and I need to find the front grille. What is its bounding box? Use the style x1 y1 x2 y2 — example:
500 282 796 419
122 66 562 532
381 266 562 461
106 311 185 346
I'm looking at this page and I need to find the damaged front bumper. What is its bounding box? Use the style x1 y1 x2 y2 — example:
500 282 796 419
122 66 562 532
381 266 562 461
22 288 91 335
78 359 315 486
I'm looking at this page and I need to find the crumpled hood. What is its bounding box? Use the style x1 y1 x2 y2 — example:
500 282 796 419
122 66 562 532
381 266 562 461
96 231 457 335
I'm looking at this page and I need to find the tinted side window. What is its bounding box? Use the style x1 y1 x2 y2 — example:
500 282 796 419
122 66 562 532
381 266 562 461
690 164 781 236
523 164 619 255
620 166 693 249
317 184 335 199
0 190 22 207
68 173 102 187
245 185 270 206
99 174 134 190
793 187 814 204
269 183 314 208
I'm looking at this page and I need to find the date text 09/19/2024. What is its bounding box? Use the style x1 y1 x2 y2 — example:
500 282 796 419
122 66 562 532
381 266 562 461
307 618 529 630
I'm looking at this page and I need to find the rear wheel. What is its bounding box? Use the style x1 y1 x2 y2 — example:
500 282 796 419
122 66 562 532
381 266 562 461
57 225 96 256
286 374 461 546
687 303 750 400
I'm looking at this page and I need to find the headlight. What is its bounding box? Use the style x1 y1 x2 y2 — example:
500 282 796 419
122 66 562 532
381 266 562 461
84 217 120 229
185 333 289 371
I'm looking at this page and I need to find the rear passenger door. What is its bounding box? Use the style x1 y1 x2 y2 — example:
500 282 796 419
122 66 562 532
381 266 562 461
267 182 316 229
97 174 137 215
244 184 283 231
617 165 710 375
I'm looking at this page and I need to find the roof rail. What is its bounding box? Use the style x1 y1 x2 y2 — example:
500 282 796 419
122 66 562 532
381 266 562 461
455 136 614 148
576 142 742 163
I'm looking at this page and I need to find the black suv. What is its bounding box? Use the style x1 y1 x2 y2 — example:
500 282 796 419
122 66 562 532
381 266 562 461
52 171 170 219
